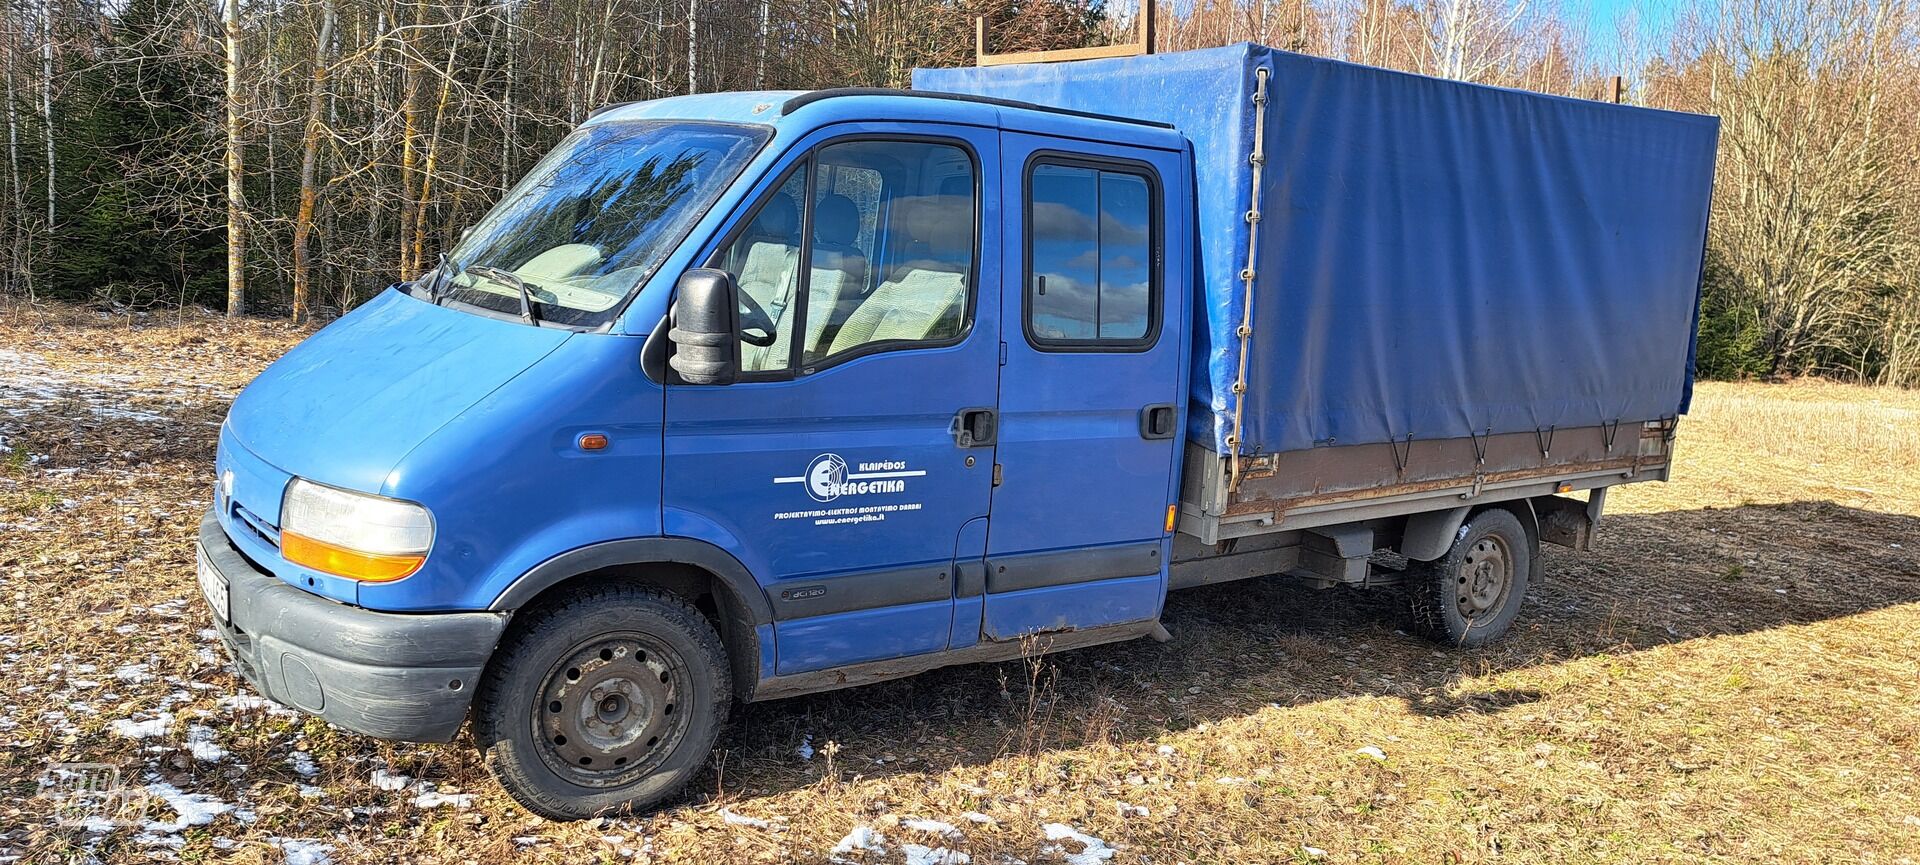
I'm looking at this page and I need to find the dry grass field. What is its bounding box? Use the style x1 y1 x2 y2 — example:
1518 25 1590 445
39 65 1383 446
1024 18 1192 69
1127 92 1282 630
2 299 1917 864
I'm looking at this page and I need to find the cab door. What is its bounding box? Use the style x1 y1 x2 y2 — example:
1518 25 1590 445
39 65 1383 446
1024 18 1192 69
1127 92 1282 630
979 133 1189 641
663 126 1000 675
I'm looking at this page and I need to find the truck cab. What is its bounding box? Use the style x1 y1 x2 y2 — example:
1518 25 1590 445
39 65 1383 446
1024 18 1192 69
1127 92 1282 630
199 89 1198 818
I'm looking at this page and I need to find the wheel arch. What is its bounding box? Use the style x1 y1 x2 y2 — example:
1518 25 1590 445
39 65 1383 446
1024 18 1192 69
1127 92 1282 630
1399 499 1539 563
488 538 772 701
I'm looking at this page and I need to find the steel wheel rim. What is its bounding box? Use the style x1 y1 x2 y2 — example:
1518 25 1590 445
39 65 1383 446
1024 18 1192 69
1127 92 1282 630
531 632 692 788
1454 535 1512 621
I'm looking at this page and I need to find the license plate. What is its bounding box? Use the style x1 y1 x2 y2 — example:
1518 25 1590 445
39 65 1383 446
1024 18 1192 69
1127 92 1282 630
197 546 230 624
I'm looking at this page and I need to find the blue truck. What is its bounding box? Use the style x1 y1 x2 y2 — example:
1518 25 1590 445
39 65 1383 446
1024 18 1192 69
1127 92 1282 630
194 44 1718 818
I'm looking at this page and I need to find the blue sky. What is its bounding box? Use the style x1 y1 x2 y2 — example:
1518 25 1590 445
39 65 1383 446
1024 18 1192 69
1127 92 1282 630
1568 0 1700 63
1573 0 1696 38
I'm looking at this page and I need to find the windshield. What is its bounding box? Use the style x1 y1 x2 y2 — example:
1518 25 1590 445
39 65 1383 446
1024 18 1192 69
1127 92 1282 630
433 120 768 328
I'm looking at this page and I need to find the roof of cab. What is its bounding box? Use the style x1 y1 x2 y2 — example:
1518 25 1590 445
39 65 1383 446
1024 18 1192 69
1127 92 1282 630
584 86 1189 151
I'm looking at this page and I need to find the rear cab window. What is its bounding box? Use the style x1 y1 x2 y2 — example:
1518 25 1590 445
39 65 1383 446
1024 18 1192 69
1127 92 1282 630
1025 158 1161 350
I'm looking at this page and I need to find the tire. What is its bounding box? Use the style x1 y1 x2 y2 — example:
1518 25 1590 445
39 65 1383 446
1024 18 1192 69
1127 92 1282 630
473 584 731 820
1407 508 1531 647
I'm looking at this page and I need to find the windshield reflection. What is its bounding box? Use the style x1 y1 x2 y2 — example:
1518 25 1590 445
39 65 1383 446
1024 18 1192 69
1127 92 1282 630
435 120 768 328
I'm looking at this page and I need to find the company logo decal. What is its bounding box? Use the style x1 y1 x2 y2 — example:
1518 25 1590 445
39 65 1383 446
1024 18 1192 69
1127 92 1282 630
775 453 925 503
772 454 929 526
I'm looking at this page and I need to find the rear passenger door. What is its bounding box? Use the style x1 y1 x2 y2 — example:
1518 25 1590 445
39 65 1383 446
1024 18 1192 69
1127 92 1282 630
977 133 1188 642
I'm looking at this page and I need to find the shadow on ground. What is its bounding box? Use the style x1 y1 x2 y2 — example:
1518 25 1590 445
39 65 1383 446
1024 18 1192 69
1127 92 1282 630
708 500 1920 801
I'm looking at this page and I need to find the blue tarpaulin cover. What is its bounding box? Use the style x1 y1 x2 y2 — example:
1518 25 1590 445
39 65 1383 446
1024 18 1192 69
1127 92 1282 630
914 44 1719 456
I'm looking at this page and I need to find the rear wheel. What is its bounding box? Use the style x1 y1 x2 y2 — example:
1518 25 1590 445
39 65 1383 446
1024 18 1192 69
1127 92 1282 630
474 584 730 820
1407 508 1531 647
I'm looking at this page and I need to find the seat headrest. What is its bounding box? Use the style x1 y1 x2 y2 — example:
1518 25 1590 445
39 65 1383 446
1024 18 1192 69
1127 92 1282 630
894 194 973 267
814 194 861 247
751 193 798 239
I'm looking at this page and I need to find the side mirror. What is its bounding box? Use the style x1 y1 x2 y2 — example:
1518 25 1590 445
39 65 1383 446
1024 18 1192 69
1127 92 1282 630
667 268 740 386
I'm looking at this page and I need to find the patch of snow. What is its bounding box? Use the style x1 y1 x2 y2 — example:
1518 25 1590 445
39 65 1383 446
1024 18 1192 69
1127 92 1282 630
276 838 334 865
288 751 318 778
1354 745 1387 761
411 790 475 809
904 818 961 837
1155 744 1176 757
221 693 293 713
369 769 411 791
298 785 326 799
112 663 153 683
797 734 815 761
110 712 173 739
186 724 228 761
831 825 887 858
1041 824 1115 865
1304 846 1328 858
719 807 777 829
135 832 188 849
961 811 995 825
903 843 970 865
1116 802 1149 818
144 782 235 833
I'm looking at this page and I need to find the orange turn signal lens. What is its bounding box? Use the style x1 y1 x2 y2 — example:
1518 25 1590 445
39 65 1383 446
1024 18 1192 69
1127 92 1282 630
1165 504 1178 533
578 433 609 451
282 531 425 582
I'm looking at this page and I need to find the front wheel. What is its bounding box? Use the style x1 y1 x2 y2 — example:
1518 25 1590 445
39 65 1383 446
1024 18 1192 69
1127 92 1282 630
473 584 731 820
1406 508 1531 647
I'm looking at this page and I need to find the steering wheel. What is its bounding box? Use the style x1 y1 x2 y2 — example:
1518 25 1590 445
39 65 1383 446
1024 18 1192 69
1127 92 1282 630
736 288 779 348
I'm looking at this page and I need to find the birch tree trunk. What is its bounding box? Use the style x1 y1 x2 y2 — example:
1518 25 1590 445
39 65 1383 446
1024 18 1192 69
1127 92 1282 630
687 0 698 95
4 18 29 297
409 17 463 274
501 0 514 192
225 0 245 317
39 0 53 229
396 3 424 275
292 1 335 324
756 0 769 87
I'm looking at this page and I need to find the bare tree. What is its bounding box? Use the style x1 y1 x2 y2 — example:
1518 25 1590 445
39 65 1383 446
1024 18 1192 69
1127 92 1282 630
38 0 51 229
4 7 29 297
292 0 335 324
225 0 245 316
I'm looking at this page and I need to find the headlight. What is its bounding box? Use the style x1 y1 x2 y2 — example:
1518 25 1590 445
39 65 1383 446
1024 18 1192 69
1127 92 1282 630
280 479 433 582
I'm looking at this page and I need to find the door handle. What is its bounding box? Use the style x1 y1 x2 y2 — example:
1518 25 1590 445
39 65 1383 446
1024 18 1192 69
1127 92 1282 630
951 407 997 448
1139 403 1177 440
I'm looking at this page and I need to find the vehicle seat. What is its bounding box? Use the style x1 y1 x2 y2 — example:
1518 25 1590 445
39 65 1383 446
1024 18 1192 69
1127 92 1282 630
734 195 801 370
787 193 868 363
828 195 970 356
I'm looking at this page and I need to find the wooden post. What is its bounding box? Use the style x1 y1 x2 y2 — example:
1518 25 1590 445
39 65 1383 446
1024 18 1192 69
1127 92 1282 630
1607 75 1624 104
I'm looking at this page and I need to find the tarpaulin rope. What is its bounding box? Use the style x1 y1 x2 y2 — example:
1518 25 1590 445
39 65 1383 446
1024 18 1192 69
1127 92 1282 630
1227 66 1269 492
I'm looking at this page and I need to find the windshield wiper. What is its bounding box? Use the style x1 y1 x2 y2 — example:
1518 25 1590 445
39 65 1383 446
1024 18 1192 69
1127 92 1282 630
427 251 461 306
466 264 543 326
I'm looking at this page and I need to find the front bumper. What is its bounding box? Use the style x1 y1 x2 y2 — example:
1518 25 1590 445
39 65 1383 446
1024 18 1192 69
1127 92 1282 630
196 510 508 742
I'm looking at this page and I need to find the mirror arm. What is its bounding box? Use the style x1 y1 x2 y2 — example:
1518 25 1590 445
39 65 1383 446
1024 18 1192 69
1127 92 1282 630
640 311 673 385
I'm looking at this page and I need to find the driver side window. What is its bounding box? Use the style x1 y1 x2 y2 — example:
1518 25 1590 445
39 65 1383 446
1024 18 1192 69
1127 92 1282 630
716 138 977 377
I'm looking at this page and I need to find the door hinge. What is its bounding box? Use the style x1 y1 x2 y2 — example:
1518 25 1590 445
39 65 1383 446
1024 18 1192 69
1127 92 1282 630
998 341 1008 366
992 463 1003 486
